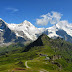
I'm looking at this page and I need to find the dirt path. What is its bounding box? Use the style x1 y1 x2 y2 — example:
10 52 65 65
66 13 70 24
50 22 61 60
25 61 30 68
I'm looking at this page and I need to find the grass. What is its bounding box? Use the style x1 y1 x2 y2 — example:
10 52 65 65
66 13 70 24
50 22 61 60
0 34 72 72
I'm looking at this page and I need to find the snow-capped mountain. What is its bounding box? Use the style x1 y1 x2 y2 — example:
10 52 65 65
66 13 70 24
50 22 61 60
48 21 72 37
0 18 72 46
0 19 43 45
0 18 16 45
8 20 72 43
7 20 42 40
47 20 72 42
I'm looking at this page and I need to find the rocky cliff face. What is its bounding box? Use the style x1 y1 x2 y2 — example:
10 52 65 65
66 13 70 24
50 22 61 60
0 19 17 44
0 19 33 46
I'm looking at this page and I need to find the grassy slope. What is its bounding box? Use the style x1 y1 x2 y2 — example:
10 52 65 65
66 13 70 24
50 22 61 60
0 34 72 72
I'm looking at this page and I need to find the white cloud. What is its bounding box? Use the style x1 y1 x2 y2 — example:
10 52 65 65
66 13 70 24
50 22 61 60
36 11 62 25
6 8 19 13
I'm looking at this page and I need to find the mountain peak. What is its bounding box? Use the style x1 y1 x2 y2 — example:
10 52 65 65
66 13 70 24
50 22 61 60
0 18 5 22
20 20 33 27
0 18 3 20
24 20 29 22
22 20 30 24
38 34 50 40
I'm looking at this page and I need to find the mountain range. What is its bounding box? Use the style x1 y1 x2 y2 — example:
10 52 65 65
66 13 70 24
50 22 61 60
0 18 72 46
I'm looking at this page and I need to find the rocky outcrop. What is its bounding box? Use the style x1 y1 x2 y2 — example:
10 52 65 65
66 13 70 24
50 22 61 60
0 19 17 44
0 19 27 45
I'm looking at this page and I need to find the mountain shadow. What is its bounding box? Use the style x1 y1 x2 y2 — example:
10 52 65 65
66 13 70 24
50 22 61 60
23 34 51 52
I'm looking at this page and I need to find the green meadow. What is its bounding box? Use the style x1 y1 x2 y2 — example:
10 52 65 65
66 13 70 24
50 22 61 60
0 34 72 72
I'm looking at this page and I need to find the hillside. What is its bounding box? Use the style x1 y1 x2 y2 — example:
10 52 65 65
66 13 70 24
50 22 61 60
0 34 72 72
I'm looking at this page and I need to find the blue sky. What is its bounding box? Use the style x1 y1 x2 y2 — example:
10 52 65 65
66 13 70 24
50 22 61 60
0 0 72 28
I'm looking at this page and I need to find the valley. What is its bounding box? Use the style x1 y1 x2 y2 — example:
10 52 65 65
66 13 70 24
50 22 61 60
0 34 72 72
